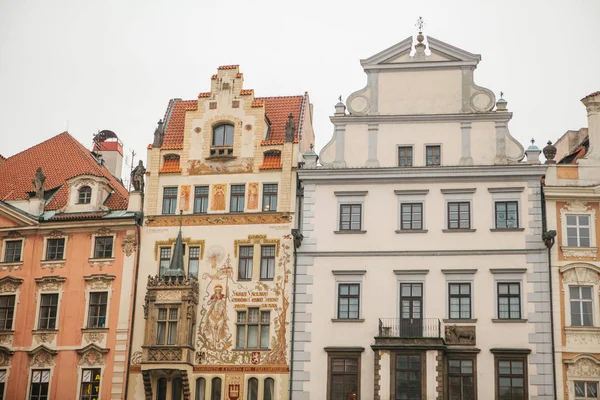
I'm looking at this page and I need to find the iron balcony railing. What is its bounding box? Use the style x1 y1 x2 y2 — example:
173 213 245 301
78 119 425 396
378 318 441 338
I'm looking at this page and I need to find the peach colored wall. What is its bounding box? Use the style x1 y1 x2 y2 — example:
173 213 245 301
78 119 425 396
1 226 132 400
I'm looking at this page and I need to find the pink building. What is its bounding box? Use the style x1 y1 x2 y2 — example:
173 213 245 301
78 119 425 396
0 132 140 400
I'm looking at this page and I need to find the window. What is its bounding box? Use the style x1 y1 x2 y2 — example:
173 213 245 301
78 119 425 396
29 369 50 400
498 283 521 320
94 236 113 258
0 369 5 400
395 354 421 400
157 378 167 400
263 378 274 400
398 146 413 167
78 186 92 204
262 184 278 212
496 358 527 400
80 368 101 400
260 246 275 280
162 187 178 215
236 308 270 349
172 378 183 400
426 145 440 166
45 238 65 260
448 358 475 400
570 286 593 326
328 355 359 400
449 283 471 319
238 246 253 281
195 378 206 400
87 292 108 328
211 377 222 400
400 203 422 230
188 247 200 279
575 381 598 399
496 201 519 229
448 202 470 229
247 378 258 400
567 215 591 247
38 293 58 330
212 124 234 147
339 204 362 231
194 186 209 214
338 283 360 319
159 248 171 278
0 296 14 331
157 308 178 345
230 185 245 212
4 240 22 262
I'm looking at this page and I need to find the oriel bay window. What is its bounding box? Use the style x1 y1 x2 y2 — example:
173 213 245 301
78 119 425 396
236 308 270 349
157 308 178 345
87 292 108 328
38 293 58 330
448 358 475 400
80 368 101 400
3 240 22 262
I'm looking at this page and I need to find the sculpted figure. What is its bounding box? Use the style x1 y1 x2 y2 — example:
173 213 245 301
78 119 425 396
32 167 46 199
130 160 146 192
152 119 164 148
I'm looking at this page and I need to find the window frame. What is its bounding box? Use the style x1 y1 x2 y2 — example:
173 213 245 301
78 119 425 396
87 291 108 329
194 186 210 214
337 283 360 320
566 214 592 247
392 352 425 400
3 239 23 262
230 184 245 213
574 381 599 399
78 186 92 204
156 307 179 345
188 246 200 279
494 353 528 400
447 201 471 230
447 356 477 400
238 246 254 281
260 245 276 281
0 368 6 400
262 184 278 212
37 293 59 330
162 187 178 215
0 295 15 331
497 282 521 320
400 203 423 231
45 238 65 261
158 247 171 278
326 351 361 400
397 145 413 167
339 204 363 231
93 236 113 259
28 369 51 400
235 308 270 349
448 282 472 320
211 377 222 400
212 124 234 147
495 201 519 229
79 368 102 400
425 144 441 166
569 285 594 327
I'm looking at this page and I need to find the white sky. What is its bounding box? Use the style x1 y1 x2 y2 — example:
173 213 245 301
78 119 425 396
1 0 599 175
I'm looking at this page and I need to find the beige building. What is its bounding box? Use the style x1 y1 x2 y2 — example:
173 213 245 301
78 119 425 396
544 91 600 400
294 31 553 399
126 65 314 400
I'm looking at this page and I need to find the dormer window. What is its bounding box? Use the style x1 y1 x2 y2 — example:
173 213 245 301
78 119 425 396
211 124 234 156
78 186 92 204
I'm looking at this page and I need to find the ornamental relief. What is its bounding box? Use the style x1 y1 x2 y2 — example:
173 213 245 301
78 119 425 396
83 332 105 345
561 247 598 260
0 263 22 272
29 351 55 367
567 357 600 378
121 234 137 257
85 276 114 290
0 333 13 346
562 267 600 285
156 290 182 302
0 280 22 293
565 331 600 346
79 350 105 367
33 331 57 345
88 258 114 271
45 230 67 239
40 261 66 273
146 213 292 228
36 277 66 292
0 351 11 367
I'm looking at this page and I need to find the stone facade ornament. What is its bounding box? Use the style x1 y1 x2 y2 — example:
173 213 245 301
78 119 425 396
152 119 165 148
566 356 600 378
0 276 23 293
285 113 295 143
0 347 14 367
543 141 557 164
121 234 137 257
77 344 108 367
40 260 66 273
131 160 146 192
88 258 114 271
565 329 600 346
28 346 58 367
83 331 105 344
46 230 67 239
131 351 143 365
562 267 600 285
33 331 57 345
0 333 14 346
35 276 66 292
32 167 46 199
84 274 115 290
565 200 592 214
444 325 476 345
147 347 182 362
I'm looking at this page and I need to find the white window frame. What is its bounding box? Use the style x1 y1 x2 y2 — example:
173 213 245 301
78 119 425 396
560 265 600 328
568 285 595 327
0 368 9 400
490 268 527 321
82 276 114 330
560 201 598 259
441 189 476 231
395 190 428 233
1 238 24 263
89 232 116 260
332 270 366 321
573 379 600 400
442 269 477 321
33 279 65 332
25 367 53 400
334 191 368 233
42 235 68 261
488 187 524 231
566 215 592 247
261 183 279 213
75 365 105 400
161 186 179 215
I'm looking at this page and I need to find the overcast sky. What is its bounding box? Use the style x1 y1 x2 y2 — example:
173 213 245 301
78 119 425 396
1 0 599 176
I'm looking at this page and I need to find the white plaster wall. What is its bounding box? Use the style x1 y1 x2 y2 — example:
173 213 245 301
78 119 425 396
377 69 463 115
470 121 497 165
343 125 368 167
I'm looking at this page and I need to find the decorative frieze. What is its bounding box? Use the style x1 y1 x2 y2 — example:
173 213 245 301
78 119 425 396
0 262 23 272
84 274 115 290
156 290 182 302
82 330 106 345
561 247 598 260
34 276 66 292
0 276 23 293
77 344 108 367
146 347 183 362
32 330 57 345
444 325 476 345
565 328 600 346
0 332 13 346
40 260 66 273
145 213 292 227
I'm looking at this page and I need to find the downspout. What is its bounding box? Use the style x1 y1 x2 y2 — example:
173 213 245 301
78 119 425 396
541 179 558 400
289 175 304 400
124 212 143 400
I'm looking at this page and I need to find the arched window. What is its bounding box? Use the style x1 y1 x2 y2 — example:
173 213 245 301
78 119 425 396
247 378 258 400
156 378 167 400
195 378 206 400
212 124 234 147
78 186 92 204
172 378 183 400
263 378 274 400
211 377 222 400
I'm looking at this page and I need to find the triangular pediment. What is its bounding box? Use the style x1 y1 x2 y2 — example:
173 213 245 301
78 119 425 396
361 35 481 70
0 201 39 228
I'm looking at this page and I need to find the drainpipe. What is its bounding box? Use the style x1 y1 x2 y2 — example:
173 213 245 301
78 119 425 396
124 212 143 400
540 180 558 400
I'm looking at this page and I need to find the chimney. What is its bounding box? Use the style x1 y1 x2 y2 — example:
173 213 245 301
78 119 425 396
581 91 600 161
93 130 124 179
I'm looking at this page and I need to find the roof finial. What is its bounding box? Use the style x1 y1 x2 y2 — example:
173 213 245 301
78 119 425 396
500 91 504 100
338 95 342 103
415 16 425 33
310 143 314 151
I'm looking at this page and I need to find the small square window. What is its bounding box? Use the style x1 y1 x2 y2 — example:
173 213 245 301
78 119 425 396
157 307 178 345
46 238 65 260
94 236 113 258
496 201 519 229
426 145 441 166
3 240 22 262
398 146 413 167
339 204 362 231
400 203 422 230
448 202 470 229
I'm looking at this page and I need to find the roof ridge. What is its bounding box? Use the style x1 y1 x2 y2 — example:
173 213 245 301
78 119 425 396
5 131 71 160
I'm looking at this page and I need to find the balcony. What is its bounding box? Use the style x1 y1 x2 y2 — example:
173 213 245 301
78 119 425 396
378 318 441 339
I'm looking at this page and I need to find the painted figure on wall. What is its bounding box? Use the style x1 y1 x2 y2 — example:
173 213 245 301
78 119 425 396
203 284 228 346
180 185 191 211
212 184 226 211
247 182 259 210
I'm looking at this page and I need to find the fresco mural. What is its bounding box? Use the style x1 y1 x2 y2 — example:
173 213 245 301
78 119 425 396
247 183 259 210
189 158 253 175
212 184 226 211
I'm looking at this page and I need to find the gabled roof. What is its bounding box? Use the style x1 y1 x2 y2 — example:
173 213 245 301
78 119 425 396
0 132 129 211
360 35 481 70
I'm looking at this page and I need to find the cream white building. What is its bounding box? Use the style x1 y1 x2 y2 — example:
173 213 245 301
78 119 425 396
293 32 552 400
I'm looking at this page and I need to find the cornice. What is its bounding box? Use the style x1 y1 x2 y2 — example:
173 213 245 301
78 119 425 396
330 112 511 125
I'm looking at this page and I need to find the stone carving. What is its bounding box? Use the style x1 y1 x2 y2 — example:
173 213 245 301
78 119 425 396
32 167 46 199
152 119 165 148
35 277 66 292
156 290 182 301
562 248 598 260
131 160 146 192
83 331 105 344
146 213 292 227
40 260 66 273
79 349 105 366
543 141 557 164
566 330 600 346
95 227 112 237
285 113 295 142
121 234 137 257
0 278 22 293
565 200 592 214
567 357 600 378
147 347 182 362
131 351 143 365
29 348 56 367
34 331 57 345
0 333 14 346
562 267 600 285
0 263 22 272
188 158 253 175
46 230 66 239
85 275 114 290
88 258 114 271
0 351 12 367
143 298 149 319
445 325 476 345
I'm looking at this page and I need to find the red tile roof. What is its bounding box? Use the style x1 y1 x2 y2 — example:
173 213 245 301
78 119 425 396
0 132 129 211
581 91 600 101
161 100 198 150
198 92 211 98
211 75 218 80
159 156 182 174
259 152 282 170
49 212 108 220
240 89 254 96
251 100 264 108
218 65 239 70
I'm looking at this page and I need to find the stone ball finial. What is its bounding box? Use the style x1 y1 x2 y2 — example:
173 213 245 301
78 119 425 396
543 141 557 164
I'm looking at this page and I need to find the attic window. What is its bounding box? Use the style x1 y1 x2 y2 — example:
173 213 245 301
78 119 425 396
211 124 234 157
78 186 92 204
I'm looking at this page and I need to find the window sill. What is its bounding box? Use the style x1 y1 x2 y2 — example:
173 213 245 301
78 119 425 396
232 348 270 352
206 154 236 161
41 259 65 263
490 228 525 232
492 319 528 323
89 257 114 261
32 329 58 333
564 326 600 332
443 319 477 323
395 229 428 234
442 229 476 233
334 230 367 235
331 318 365 323
81 327 109 332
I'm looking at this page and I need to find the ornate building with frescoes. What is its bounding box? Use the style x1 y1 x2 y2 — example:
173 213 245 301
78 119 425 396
544 91 600 400
126 65 314 400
